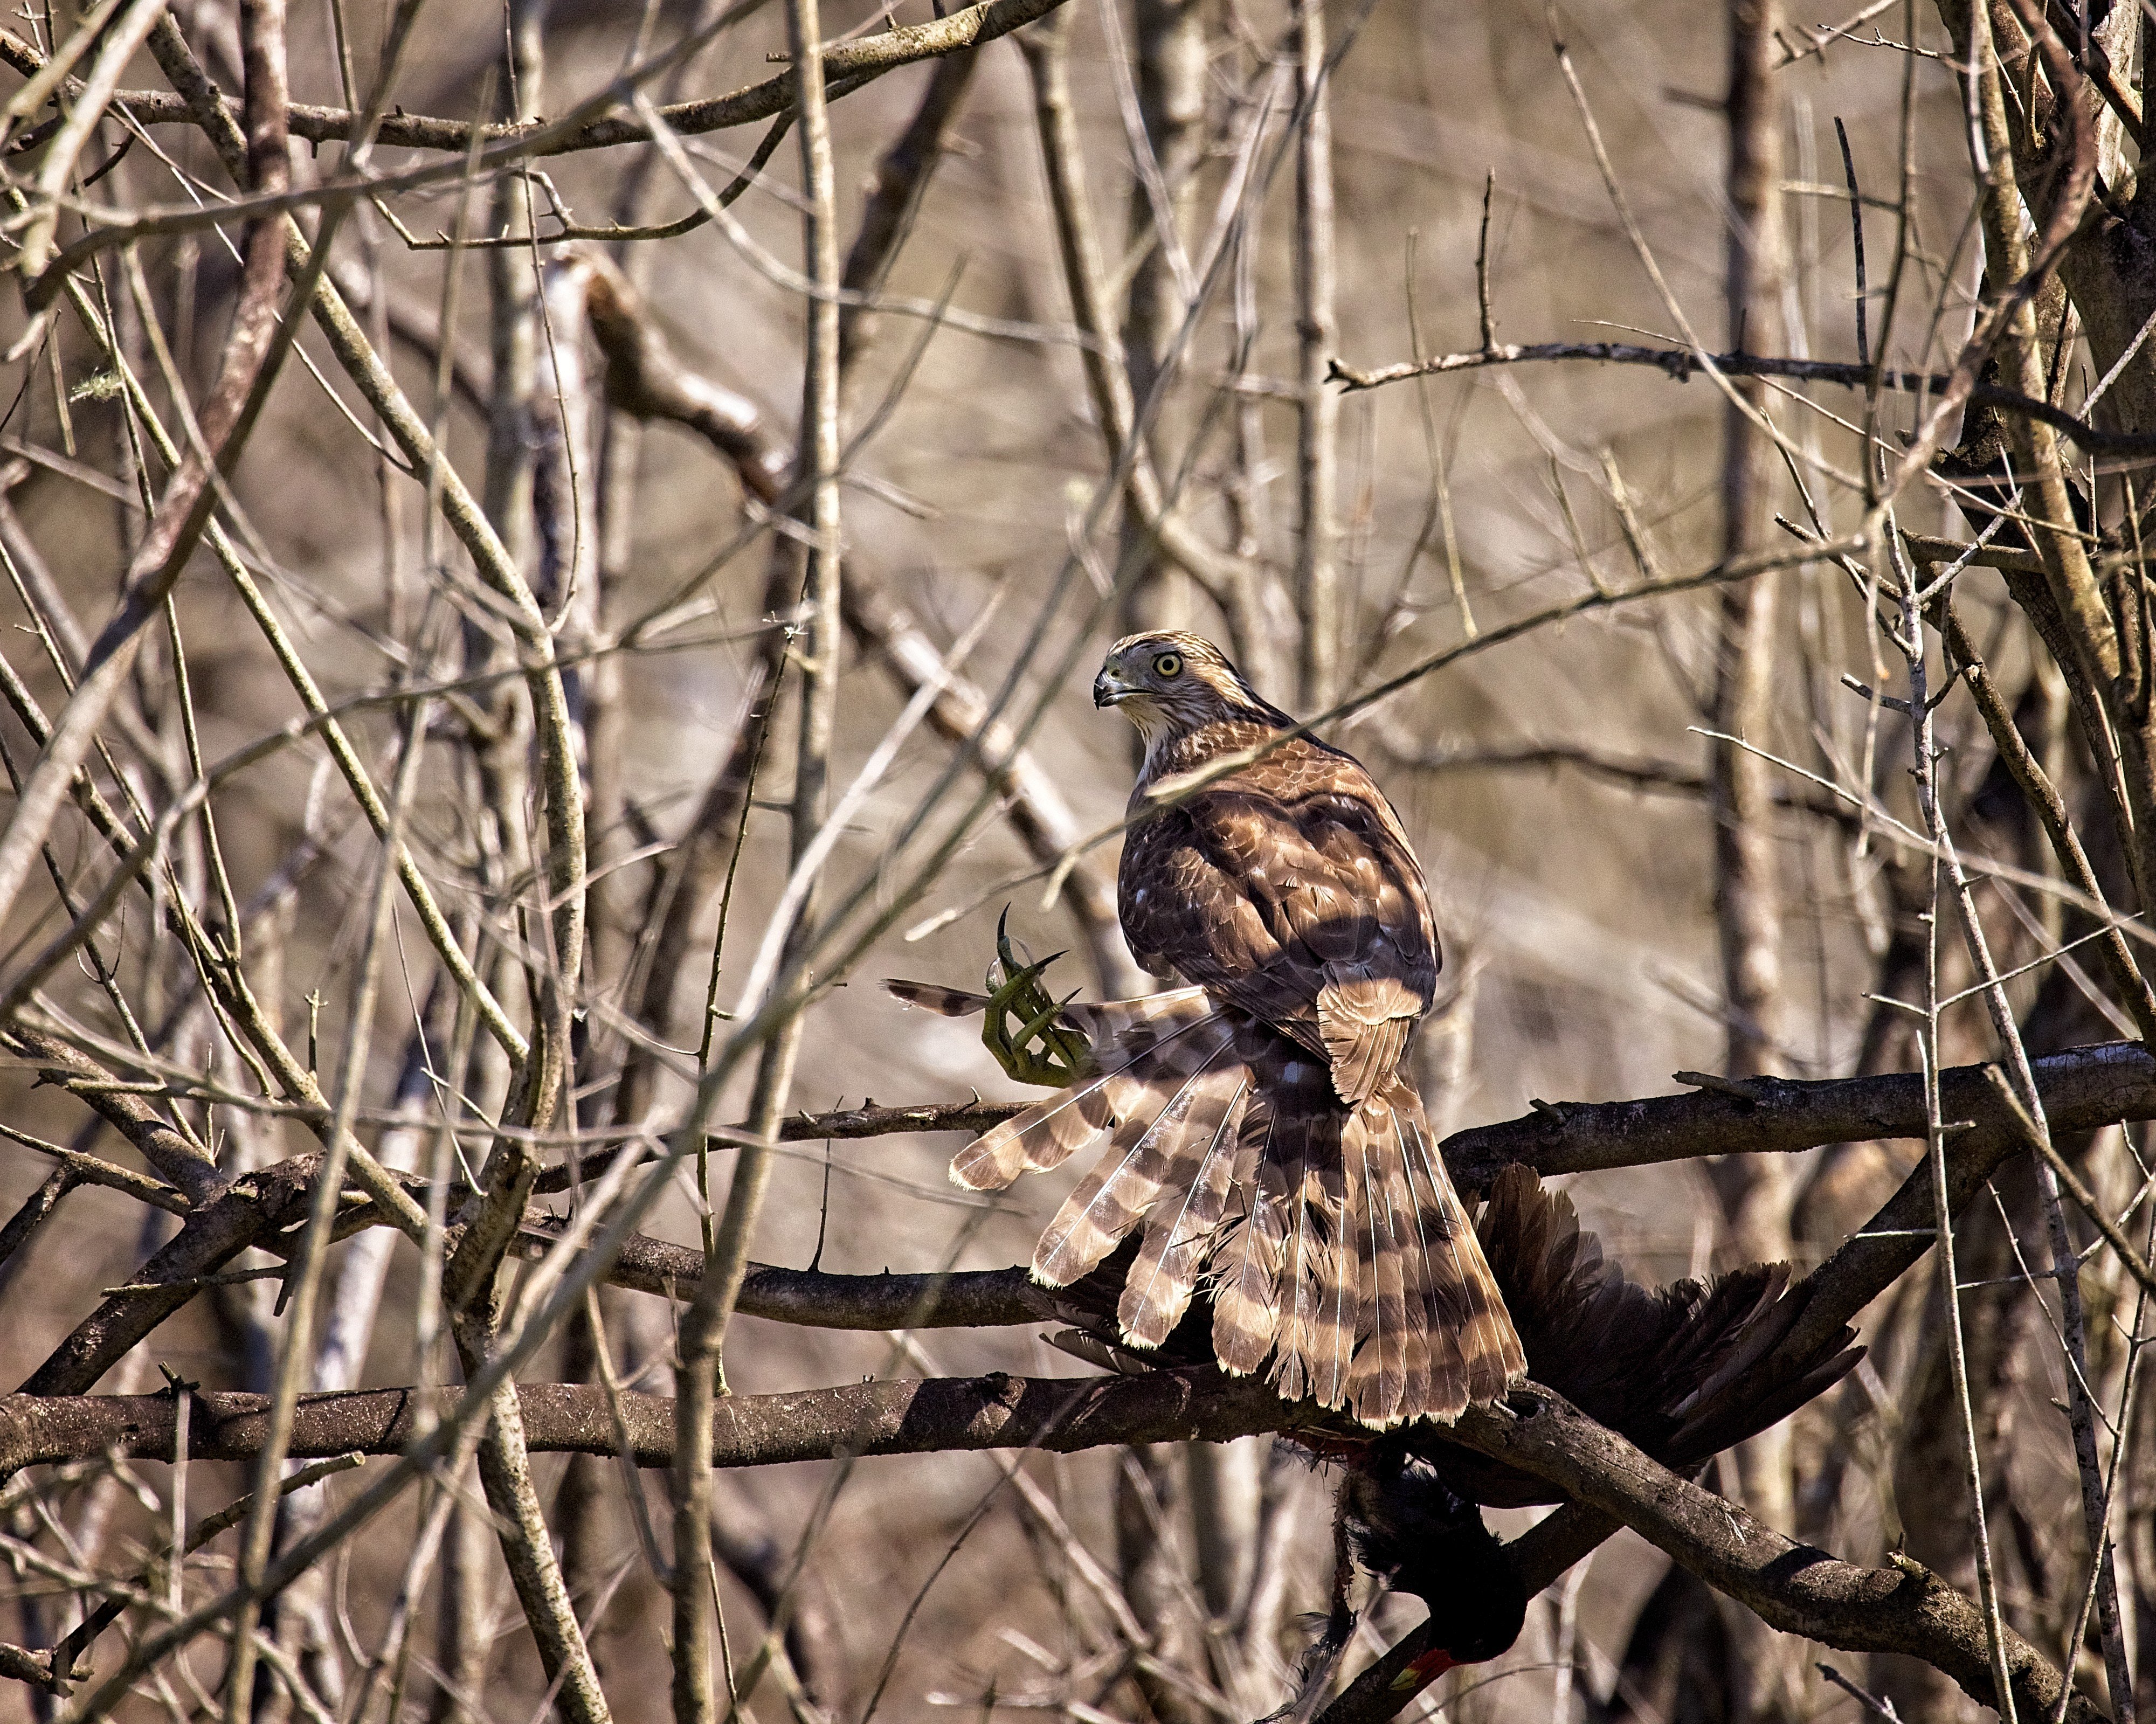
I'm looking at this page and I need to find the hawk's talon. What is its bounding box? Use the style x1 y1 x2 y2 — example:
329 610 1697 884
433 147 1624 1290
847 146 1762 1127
980 908 1093 1088
1014 989 1077 1049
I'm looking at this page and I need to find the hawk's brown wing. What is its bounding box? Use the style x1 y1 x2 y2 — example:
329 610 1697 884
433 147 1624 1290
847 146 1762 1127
1120 737 1439 1105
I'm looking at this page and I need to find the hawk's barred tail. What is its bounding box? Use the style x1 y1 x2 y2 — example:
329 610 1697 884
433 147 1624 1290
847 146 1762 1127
1394 1083 1529 1413
897 978 1526 1430
1210 1121 1282 1379
1233 1046 1524 1427
1345 1099 1413 1424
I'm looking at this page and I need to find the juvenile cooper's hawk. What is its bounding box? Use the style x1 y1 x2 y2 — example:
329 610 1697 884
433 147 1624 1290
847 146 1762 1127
899 632 1525 1427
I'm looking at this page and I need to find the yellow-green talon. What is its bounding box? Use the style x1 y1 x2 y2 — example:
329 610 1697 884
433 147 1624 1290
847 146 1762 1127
979 908 1093 1088
1015 991 1075 1047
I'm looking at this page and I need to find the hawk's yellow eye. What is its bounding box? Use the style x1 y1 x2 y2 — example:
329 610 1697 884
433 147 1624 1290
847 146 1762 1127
1153 652 1183 678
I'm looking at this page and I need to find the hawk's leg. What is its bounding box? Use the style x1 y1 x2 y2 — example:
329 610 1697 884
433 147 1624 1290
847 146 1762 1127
979 908 1093 1089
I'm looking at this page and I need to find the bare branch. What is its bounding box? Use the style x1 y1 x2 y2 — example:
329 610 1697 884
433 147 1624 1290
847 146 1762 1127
1330 341 2156 459
1443 1037 2156 1188
0 0 1072 160
0 1372 1312 1477
1323 1389 2105 1724
1444 1387 2104 1723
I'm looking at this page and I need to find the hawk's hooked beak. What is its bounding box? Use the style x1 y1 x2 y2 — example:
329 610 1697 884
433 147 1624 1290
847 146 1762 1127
1093 668 1131 708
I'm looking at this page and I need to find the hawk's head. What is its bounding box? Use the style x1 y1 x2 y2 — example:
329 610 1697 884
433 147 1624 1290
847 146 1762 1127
1092 631 1287 744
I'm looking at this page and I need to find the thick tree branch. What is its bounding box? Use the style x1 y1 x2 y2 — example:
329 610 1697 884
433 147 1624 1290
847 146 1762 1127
1318 1387 2103 1724
1440 1037 2156 1188
541 1223 1040 1327
1319 1037 2156 1722
1448 1388 2103 1723
0 1370 1310 1478
0 1376 2102 1724
16 1155 322 1397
